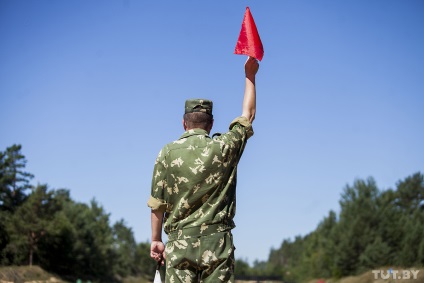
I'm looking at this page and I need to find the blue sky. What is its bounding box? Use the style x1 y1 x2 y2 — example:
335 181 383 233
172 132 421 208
1 1 423 263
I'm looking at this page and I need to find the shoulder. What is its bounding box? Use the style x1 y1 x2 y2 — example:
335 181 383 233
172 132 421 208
229 116 253 135
218 116 254 140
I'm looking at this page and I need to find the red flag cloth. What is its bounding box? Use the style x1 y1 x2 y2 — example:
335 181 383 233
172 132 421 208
234 7 264 61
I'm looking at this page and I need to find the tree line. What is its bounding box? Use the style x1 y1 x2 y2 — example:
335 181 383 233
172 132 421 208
236 171 424 282
0 144 156 282
1 144 423 282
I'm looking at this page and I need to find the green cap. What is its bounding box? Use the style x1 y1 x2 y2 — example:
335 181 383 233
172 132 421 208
184 99 213 115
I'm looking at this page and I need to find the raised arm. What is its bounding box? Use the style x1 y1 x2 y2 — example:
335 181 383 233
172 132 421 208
241 56 260 123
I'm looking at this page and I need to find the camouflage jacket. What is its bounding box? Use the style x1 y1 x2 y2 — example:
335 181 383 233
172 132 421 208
147 116 253 237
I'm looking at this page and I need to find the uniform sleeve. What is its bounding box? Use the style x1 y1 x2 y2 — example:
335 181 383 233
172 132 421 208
147 147 168 212
229 116 254 139
212 116 254 167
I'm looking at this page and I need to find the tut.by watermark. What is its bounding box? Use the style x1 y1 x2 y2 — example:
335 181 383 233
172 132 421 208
372 268 420 280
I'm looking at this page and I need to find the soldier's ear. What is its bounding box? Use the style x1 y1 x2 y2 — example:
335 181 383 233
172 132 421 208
182 119 188 130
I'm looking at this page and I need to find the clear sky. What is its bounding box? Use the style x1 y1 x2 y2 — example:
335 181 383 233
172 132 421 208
1 1 423 263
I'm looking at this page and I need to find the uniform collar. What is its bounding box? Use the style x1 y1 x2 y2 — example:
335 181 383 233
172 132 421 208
179 128 210 139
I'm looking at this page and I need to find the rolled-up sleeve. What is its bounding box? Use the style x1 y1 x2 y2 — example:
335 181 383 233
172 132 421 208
211 116 254 169
147 196 167 212
147 147 168 212
229 116 254 139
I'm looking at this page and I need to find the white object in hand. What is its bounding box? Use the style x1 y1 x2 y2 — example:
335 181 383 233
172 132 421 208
154 270 162 283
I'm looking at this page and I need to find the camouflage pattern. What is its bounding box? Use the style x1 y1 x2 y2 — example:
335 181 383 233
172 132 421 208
185 99 213 115
165 231 235 283
147 115 253 282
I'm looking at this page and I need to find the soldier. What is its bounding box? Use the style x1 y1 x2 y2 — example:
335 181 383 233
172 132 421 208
148 56 259 283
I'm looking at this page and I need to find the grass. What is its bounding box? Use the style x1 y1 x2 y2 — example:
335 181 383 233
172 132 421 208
0 265 65 283
0 266 153 283
2 266 423 283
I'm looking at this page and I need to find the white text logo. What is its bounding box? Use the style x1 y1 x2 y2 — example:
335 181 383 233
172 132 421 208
372 269 420 280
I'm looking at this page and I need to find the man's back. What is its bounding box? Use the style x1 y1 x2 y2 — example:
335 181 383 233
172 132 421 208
152 118 252 236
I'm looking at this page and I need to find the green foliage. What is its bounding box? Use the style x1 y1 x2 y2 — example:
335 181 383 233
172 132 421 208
4 184 61 266
235 258 251 277
237 172 424 282
333 178 381 275
359 236 391 269
112 219 138 278
135 242 157 279
396 172 424 213
0 144 34 212
0 144 34 264
0 144 154 282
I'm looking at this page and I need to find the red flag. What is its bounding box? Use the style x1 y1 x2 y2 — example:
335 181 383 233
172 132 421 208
234 7 264 61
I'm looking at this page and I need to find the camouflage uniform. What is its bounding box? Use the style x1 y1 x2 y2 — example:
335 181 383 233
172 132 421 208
148 99 253 283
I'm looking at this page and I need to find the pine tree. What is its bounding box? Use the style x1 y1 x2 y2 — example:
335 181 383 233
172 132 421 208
5 184 59 266
0 144 34 212
334 178 380 275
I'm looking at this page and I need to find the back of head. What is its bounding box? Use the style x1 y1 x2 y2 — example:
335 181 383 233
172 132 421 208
184 99 213 130
184 112 213 130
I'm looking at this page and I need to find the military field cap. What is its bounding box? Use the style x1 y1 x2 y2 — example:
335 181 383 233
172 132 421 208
184 99 213 115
